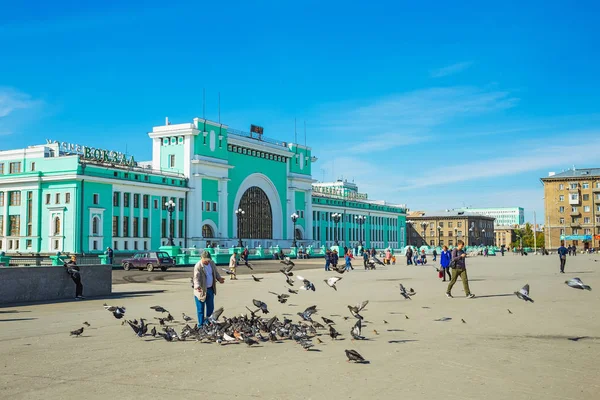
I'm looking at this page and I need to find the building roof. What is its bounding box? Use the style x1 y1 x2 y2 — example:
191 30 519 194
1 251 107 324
542 168 600 180
407 210 495 220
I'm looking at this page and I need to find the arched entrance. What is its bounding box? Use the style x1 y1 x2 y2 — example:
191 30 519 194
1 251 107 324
295 227 303 240
202 224 214 238
238 186 273 239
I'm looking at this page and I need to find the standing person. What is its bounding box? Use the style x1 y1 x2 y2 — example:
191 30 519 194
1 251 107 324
370 247 376 257
242 247 249 264
557 242 568 274
228 251 238 280
105 247 114 265
64 256 84 300
420 249 427 265
440 246 452 282
501 247 505 256
324 249 331 271
406 247 413 265
362 249 369 269
385 249 391 265
193 251 225 327
331 249 339 271
573 245 577 256
432 248 437 262
446 240 475 298
483 248 488 257
345 251 354 271
413 248 419 265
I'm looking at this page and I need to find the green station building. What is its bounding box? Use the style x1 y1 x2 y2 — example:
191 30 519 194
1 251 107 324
0 117 406 256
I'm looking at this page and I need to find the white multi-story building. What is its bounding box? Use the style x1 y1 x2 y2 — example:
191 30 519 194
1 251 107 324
457 207 524 227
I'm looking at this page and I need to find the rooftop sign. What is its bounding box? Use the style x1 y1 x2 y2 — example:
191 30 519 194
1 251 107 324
46 139 136 167
312 185 368 200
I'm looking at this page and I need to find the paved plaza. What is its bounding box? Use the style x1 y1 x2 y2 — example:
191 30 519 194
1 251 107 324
1 254 599 400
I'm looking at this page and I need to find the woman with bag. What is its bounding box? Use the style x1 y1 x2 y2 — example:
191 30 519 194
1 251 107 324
439 246 452 281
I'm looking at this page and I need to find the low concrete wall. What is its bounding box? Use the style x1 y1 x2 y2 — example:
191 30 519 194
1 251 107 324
0 265 112 305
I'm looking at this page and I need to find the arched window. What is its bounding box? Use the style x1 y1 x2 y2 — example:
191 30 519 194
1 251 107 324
238 186 272 239
53 217 61 236
92 217 99 235
202 224 214 238
295 228 303 240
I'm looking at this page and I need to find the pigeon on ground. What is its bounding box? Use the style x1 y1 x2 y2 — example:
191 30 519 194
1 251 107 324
311 321 325 329
70 327 84 337
182 313 193 322
252 299 270 314
373 330 379 335
351 319 365 340
157 330 173 342
155 317 166 326
298 338 314 351
399 284 414 300
329 325 341 340
269 292 290 304
127 320 144 337
434 317 452 322
151 326 157 337
507 309 513 314
150 305 169 313
287 288 298 294
325 276 342 291
461 319 466 324
297 275 316 291
166 313 174 322
405 315 409 320
345 349 366 363
383 320 388 324
565 277 592 291
251 275 263 282
316 337 323 344
104 304 126 319
83 321 90 327
322 317 335 325
243 335 259 346
514 284 534 302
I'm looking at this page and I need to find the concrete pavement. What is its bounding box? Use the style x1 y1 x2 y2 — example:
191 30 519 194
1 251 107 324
1 253 599 400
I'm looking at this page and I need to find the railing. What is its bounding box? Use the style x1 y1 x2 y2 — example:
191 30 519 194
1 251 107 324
7 254 136 267
227 128 289 148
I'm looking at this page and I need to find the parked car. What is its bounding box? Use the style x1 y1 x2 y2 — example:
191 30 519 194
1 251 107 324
121 251 174 272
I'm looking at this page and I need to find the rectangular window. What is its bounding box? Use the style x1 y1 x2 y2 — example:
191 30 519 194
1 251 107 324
113 216 119 236
178 198 184 212
9 215 20 236
9 191 21 206
0 192 3 207
585 228 591 235
559 195 564 201
584 206 590 212
212 202 217 212
178 219 183 238
439 222 444 228
584 217 590 224
133 217 139 237
113 192 120 206
448 222 453 228
93 194 99 205
55 193 60 204
30 162 35 171
583 183 589 189
162 196 167 210
559 206 564 213
570 194 578 201
123 216 129 237
26 192 32 236
161 218 167 237
559 218 565 224
559 184 564 190
457 222 462 228
583 194 590 201
572 206 578 212
154 199 158 209
144 241 148 250
114 241 118 250
124 193 130 207
143 195 149 209
134 241 138 250
570 183 578 189
93 240 98 250
26 239 32 248
206 202 211 211
169 154 176 168
0 164 3 174
9 162 21 174
143 217 149 237
133 194 139 208
65 193 70 204
573 228 579 235
560 228 565 235
0 216 3 234
124 241 128 250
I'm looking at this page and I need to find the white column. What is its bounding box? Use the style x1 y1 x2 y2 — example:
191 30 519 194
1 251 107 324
305 190 313 240
287 185 295 241
218 179 228 238
119 192 124 237
152 138 161 170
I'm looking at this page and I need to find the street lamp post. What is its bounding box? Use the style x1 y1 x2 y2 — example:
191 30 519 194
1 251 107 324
290 213 299 248
482 229 486 246
355 215 365 246
438 226 442 246
331 213 342 246
469 227 474 247
235 208 245 248
420 222 427 246
164 199 176 246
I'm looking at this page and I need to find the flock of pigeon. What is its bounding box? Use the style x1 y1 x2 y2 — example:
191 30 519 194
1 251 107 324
69 256 593 363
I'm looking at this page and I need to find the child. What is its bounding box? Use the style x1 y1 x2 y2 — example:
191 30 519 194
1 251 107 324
420 249 427 265
391 255 396 265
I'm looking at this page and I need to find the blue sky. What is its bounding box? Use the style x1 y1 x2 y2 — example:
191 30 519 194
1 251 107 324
1 1 599 222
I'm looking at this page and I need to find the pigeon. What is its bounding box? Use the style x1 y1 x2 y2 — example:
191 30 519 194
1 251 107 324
434 317 452 322
399 284 413 300
157 330 173 342
70 327 84 337
311 321 325 329
514 284 534 303
316 337 323 344
252 299 270 314
182 313 193 322
345 349 366 363
283 273 295 286
297 305 317 322
208 307 224 324
221 268 235 275
373 329 379 335
269 292 290 304
351 319 365 340
322 317 335 325
287 288 299 294
251 275 263 282
565 277 592 291
329 325 341 340
151 326 157 337
104 304 126 319
150 305 169 313
405 315 409 320
298 338 314 351
83 321 90 327
280 263 294 276
297 275 316 291
507 309 512 314
127 320 143 337
243 335 259 346
348 300 368 320
324 276 342 291
461 319 466 324
280 257 295 267
166 313 174 322
155 317 166 326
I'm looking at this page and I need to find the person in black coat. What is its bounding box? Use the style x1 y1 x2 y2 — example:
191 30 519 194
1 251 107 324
331 250 339 270
64 256 84 300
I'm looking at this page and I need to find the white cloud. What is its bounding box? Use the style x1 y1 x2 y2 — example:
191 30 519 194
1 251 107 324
430 61 474 78
0 88 42 135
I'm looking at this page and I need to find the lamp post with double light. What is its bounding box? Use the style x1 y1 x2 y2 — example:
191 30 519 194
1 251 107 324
290 213 299 248
235 208 245 248
420 222 428 246
331 213 342 246
164 199 176 246
482 229 486 246
355 215 365 246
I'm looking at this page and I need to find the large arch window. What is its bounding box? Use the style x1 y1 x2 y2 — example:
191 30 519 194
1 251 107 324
238 186 272 239
202 224 214 238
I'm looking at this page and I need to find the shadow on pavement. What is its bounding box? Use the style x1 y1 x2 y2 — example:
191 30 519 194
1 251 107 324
473 293 514 298
0 318 37 322
0 310 31 313
108 290 167 299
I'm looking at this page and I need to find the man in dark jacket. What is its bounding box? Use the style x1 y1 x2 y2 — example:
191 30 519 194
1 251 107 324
557 242 568 273
64 256 84 300
446 240 474 298
362 249 369 269
406 247 413 265
331 250 339 271
324 249 331 271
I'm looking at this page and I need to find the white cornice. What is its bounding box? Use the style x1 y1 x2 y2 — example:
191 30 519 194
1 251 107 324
40 174 190 191
228 137 292 157
191 155 234 169
148 127 199 139
288 173 317 184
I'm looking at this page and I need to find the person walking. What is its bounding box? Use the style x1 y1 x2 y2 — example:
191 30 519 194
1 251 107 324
413 248 419 265
228 251 238 280
362 249 369 269
501 247 505 256
557 242 568 274
385 249 392 265
105 247 114 265
324 249 332 271
406 247 413 265
432 248 437 262
64 256 84 300
439 246 452 282
193 251 225 327
420 249 427 265
331 249 339 271
345 251 354 271
446 240 475 298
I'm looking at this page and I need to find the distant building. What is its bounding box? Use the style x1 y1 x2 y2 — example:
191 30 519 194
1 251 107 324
457 207 524 227
494 226 517 248
540 168 600 250
407 210 495 247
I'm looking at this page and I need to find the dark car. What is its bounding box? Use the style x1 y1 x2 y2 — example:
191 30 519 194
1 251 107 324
121 251 174 272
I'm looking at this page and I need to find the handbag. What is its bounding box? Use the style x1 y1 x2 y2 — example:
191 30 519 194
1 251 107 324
438 270 443 279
